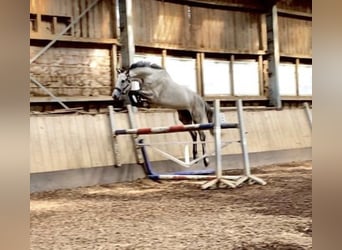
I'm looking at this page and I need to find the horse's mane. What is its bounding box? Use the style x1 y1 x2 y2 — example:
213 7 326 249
129 61 164 70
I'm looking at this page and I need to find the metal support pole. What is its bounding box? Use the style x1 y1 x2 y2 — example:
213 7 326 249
266 4 281 109
236 99 250 176
201 100 236 189
30 0 101 64
235 99 267 186
118 0 135 68
214 100 222 179
30 75 70 110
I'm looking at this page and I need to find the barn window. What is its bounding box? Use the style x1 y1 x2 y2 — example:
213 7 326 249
203 59 231 96
233 60 259 96
279 63 297 96
165 56 197 93
298 64 312 96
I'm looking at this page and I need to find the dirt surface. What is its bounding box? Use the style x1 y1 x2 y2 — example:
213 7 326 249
31 161 312 250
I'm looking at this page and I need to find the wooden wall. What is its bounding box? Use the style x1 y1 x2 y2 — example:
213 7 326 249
30 46 113 97
30 108 311 173
278 17 312 58
132 0 311 57
277 0 312 14
29 0 311 103
133 0 263 53
30 0 117 39
30 0 118 99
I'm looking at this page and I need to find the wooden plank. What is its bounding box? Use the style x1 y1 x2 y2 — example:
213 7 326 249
30 117 44 173
50 115 69 171
30 33 119 44
229 54 234 96
102 0 114 39
72 0 81 37
58 116 73 170
259 13 266 51
35 116 52 172
95 114 112 165
44 116 60 171
83 115 102 166
30 0 36 13
97 114 115 165
87 0 95 38
76 115 94 167
225 9 234 50
277 8 312 20
79 0 86 37
63 115 89 169
258 55 263 96
111 0 118 38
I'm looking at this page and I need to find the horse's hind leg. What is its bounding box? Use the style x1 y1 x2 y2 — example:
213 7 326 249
177 110 198 161
191 104 210 167
198 130 209 167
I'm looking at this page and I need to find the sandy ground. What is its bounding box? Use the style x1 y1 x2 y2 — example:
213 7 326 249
31 161 312 250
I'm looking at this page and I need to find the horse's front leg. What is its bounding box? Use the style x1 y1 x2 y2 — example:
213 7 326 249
199 131 209 167
138 89 155 101
189 131 198 161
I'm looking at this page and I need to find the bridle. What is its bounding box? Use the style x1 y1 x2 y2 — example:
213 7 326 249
115 71 132 95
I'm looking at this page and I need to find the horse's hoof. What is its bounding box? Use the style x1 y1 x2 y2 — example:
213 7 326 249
204 157 210 167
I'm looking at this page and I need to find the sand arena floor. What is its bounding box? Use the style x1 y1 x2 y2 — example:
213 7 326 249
31 161 312 250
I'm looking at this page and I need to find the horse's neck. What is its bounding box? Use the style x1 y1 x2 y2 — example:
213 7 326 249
129 67 156 78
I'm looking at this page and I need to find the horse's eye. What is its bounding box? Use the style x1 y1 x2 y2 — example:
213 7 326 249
121 80 125 83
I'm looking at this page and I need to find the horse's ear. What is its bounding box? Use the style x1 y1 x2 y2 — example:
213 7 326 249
116 68 122 74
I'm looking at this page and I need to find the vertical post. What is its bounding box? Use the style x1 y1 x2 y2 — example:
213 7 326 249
229 54 235 96
196 53 204 96
266 4 281 108
127 104 144 164
111 44 118 88
295 58 300 96
108 105 121 167
118 0 135 68
214 100 222 179
237 99 251 176
258 55 264 96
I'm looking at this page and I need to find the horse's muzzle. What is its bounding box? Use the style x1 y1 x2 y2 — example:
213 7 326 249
112 88 121 100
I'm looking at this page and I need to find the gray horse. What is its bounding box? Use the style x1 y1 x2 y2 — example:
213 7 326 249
112 61 213 166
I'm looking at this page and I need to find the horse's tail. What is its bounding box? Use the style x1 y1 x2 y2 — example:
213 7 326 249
204 101 214 135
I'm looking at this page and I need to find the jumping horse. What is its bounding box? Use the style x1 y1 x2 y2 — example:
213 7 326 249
112 61 213 166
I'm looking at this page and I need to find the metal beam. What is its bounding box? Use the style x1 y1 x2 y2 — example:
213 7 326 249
266 4 281 108
118 0 135 68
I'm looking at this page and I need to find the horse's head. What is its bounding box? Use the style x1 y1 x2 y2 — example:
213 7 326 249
112 69 131 101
